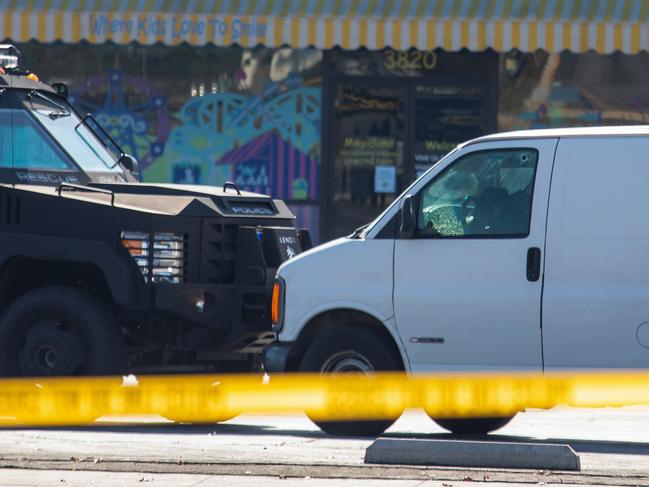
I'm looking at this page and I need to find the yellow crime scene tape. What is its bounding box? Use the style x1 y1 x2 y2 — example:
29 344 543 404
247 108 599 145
1 371 649 426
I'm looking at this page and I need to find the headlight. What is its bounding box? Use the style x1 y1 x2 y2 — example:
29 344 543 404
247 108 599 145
121 231 186 284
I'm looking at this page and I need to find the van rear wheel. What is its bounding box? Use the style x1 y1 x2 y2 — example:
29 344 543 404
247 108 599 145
431 416 515 435
300 327 403 437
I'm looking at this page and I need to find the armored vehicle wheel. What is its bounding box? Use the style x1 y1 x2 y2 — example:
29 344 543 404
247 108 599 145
300 327 403 437
430 416 514 435
0 287 126 377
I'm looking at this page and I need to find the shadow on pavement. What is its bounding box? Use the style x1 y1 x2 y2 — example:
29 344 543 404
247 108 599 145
5 420 649 456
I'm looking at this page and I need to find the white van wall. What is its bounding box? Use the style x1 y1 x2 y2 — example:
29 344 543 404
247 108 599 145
543 136 649 369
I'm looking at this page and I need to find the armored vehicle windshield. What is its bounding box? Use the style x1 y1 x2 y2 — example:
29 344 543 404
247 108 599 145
0 72 134 185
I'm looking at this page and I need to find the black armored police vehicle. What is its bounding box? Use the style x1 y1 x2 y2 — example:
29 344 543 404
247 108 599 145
0 45 310 377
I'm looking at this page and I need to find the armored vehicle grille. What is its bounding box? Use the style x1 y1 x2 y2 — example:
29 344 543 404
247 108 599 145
202 221 238 284
121 231 187 284
0 195 21 224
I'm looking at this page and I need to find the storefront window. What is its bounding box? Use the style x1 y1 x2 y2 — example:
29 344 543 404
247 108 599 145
332 84 405 238
499 50 649 131
413 85 486 177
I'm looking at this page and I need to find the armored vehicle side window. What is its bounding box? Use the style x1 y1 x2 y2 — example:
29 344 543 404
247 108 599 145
416 149 538 237
0 109 74 170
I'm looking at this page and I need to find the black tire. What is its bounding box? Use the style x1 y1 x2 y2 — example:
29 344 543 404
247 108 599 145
0 286 126 377
431 416 515 435
300 326 403 437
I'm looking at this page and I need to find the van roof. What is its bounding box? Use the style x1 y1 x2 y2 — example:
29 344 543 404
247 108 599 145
462 125 649 147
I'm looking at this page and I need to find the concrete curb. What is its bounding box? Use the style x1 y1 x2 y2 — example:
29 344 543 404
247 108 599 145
365 438 581 471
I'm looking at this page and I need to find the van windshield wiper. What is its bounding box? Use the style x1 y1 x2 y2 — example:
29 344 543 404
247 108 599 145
27 90 70 119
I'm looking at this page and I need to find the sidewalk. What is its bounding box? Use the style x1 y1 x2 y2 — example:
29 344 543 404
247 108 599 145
0 468 594 487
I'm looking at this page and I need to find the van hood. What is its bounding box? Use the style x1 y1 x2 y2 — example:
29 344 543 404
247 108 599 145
275 236 396 341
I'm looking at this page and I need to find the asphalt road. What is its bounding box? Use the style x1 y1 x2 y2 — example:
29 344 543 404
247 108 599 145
0 407 648 486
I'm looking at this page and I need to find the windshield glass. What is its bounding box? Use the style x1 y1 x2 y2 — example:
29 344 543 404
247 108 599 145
23 94 126 174
0 109 76 170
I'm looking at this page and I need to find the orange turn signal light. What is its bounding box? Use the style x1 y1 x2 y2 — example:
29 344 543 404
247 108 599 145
271 280 282 325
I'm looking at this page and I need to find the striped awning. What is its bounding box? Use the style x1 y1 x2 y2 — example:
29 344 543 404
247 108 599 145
3 0 649 53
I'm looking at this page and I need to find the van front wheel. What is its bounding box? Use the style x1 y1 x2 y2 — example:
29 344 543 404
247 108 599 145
300 327 403 437
431 416 515 435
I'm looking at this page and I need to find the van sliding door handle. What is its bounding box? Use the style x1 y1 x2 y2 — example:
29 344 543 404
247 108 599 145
526 247 541 282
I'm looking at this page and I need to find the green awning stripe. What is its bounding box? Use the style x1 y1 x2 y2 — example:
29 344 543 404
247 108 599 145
484 0 497 19
640 0 649 23
620 0 634 22
586 0 599 21
433 0 445 19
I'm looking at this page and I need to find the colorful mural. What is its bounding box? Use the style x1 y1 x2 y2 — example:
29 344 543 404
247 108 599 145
165 75 320 188
217 130 319 200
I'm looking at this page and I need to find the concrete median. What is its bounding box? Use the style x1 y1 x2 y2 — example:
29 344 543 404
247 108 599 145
365 438 581 471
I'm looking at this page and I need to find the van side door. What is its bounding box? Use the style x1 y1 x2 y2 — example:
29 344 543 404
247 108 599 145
393 139 557 371
543 136 649 369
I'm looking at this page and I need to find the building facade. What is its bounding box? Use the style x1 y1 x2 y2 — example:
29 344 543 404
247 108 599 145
4 0 649 241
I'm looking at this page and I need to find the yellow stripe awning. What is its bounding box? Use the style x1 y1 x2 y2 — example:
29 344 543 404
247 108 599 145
2 0 649 53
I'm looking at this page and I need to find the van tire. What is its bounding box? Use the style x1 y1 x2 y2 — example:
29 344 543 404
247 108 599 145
431 416 515 435
0 286 126 377
300 326 403 437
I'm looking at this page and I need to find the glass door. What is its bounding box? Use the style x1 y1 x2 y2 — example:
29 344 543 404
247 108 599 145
329 83 406 238
412 84 487 178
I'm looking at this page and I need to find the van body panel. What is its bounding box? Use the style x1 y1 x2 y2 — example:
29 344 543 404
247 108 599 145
276 238 395 342
543 136 649 369
393 139 558 371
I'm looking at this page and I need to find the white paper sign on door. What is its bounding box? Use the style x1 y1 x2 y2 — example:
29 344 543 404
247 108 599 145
374 165 396 193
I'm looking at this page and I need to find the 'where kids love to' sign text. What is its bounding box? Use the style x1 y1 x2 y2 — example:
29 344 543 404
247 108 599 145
92 15 267 40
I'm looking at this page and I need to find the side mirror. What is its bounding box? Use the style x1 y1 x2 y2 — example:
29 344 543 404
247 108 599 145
118 154 139 180
400 194 416 238
51 82 69 99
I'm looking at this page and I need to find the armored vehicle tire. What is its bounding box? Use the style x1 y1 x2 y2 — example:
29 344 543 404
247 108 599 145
0 286 126 377
431 416 515 435
300 327 403 437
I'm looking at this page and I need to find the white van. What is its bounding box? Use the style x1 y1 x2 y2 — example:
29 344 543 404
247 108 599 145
263 126 649 437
